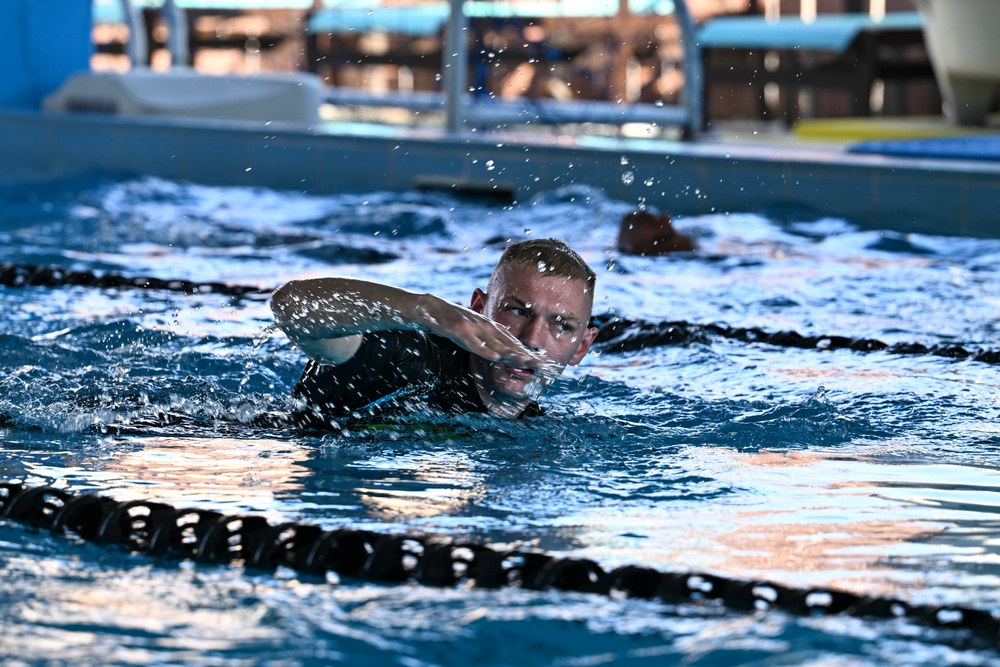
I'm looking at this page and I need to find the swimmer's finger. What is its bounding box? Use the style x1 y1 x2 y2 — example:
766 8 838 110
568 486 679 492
499 350 552 373
484 328 547 366
475 333 539 365
415 296 545 366
479 339 548 369
449 317 530 359
419 297 524 353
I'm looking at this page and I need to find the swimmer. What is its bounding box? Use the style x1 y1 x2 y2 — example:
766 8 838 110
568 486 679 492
617 209 696 256
271 238 599 422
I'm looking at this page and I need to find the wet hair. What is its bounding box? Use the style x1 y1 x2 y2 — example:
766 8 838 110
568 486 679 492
495 238 596 293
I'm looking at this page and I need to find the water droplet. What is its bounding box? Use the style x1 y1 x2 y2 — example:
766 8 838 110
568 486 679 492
621 171 634 186
486 160 495 171
523 380 544 400
620 156 629 166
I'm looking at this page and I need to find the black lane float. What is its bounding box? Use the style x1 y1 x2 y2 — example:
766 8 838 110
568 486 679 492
3 261 998 365
1 480 998 649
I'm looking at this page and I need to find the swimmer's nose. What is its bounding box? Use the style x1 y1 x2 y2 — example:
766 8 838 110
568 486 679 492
518 316 548 352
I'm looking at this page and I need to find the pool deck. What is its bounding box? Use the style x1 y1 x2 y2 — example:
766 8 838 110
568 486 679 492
2 107 999 239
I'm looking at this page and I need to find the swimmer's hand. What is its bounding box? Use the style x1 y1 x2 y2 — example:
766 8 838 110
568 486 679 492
414 293 547 370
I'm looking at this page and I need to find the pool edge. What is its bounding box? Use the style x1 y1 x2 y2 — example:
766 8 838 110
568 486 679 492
2 108 997 239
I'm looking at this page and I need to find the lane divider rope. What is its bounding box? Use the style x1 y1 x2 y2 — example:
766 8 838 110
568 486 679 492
0 262 269 299
1 480 997 648
590 315 1000 364
3 262 997 365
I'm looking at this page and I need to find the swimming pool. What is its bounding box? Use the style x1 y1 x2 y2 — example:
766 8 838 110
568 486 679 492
1 173 999 665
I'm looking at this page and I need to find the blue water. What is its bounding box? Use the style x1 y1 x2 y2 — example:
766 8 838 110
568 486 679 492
1 174 1000 666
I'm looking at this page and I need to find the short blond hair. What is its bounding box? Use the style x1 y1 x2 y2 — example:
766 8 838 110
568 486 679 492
496 238 596 292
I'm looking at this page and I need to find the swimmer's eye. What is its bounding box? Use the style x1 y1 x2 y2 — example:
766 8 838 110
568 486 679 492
553 318 574 333
507 306 529 317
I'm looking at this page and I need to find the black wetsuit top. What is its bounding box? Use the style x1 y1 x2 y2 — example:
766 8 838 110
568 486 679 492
292 330 541 425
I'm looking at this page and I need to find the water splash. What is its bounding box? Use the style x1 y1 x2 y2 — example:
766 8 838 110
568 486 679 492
239 323 280 393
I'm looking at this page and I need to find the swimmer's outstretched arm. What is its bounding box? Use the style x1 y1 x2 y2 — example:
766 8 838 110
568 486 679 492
270 277 544 368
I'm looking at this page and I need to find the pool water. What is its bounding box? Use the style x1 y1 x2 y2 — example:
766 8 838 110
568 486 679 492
1 174 999 666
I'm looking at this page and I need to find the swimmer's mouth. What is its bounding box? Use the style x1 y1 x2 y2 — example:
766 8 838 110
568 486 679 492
507 365 535 378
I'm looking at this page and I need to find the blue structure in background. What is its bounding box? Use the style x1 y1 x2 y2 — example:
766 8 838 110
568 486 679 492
309 0 677 36
850 135 1000 162
0 0 93 109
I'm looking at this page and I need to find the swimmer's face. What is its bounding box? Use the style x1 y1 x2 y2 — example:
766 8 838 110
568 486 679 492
470 261 598 413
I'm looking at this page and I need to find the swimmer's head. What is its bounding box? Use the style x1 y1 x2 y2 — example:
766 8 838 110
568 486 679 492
470 238 598 415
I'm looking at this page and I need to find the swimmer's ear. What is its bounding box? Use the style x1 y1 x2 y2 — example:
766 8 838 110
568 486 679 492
470 288 487 314
567 325 599 366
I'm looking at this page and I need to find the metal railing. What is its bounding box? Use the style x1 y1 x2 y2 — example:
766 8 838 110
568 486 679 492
436 0 701 134
312 0 703 135
112 0 703 135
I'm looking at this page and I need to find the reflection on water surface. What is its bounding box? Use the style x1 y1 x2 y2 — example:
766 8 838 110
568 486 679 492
1 176 999 665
